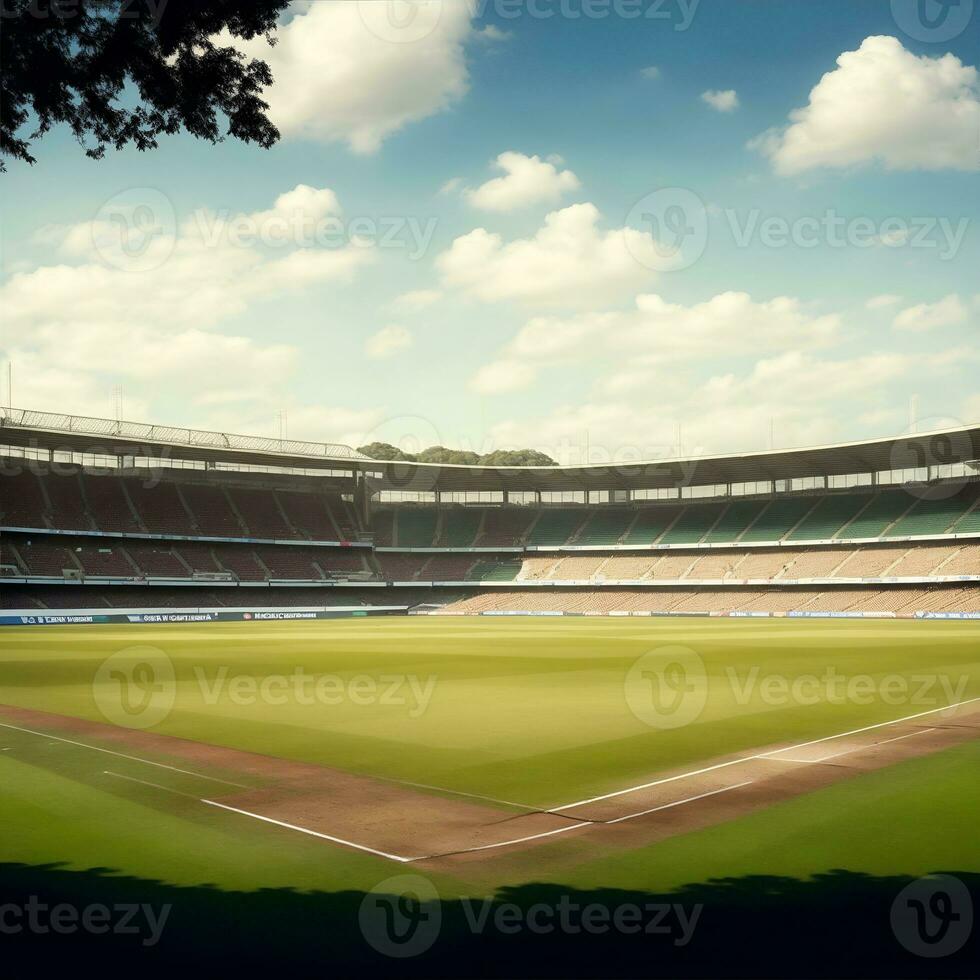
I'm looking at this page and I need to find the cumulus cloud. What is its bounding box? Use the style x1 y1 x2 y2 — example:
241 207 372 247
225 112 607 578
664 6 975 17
365 324 413 359
1 186 375 429
470 359 537 394
464 152 581 212
639 65 661 80
231 2 476 154
701 89 739 112
753 35 980 174
437 203 664 308
866 293 901 310
472 291 841 393
487 348 959 463
392 288 443 310
893 293 969 331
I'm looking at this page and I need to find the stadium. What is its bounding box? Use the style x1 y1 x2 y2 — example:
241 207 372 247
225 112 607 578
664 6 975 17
2 408 978 620
2 416 979 973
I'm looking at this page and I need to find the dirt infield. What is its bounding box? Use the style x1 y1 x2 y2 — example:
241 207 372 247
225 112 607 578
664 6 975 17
1 700 978 867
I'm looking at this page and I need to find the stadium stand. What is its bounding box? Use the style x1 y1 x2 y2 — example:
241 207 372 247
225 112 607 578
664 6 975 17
477 508 536 547
435 508 482 547
526 509 588 546
276 489 342 540
787 493 868 541
575 510 633 545
84 476 141 533
837 490 910 538
468 559 521 581
741 496 815 542
42 470 92 531
704 500 768 542
228 487 297 539
660 504 725 545
0 469 48 528
370 509 395 546
179 484 246 537
397 508 439 548
124 479 193 535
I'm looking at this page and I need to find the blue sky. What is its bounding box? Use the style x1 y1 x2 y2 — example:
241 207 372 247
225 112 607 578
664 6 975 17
1 0 978 463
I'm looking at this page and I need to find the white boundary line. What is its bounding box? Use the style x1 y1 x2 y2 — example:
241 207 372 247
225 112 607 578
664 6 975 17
0 720 249 788
606 781 755 825
774 727 937 765
103 769 201 798
201 799 421 863
427 819 593 858
549 697 980 813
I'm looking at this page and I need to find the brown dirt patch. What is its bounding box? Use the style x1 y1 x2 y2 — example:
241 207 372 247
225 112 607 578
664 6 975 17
1 700 978 868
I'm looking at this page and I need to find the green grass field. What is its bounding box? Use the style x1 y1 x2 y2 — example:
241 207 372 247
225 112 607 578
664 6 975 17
2 617 978 973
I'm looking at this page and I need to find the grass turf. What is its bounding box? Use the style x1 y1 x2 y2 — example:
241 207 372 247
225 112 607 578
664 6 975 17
1 617 978 807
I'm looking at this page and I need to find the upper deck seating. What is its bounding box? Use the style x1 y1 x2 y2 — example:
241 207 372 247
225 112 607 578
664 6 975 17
83 476 140 533
179 485 246 537
704 500 768 543
787 493 870 541
526 509 588 546
229 488 298 539
397 509 439 547
740 497 816 542
435 509 482 547
660 504 725 545
0 469 49 528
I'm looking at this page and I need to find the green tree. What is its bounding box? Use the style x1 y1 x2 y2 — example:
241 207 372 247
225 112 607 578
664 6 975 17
356 442 417 462
1 0 290 169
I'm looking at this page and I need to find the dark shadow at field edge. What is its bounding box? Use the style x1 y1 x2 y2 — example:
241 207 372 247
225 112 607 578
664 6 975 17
0 863 977 978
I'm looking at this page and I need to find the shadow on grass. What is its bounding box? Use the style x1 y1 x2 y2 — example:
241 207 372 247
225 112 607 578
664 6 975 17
0 863 976 977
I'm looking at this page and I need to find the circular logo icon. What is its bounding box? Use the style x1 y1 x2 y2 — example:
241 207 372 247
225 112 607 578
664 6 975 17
888 416 972 501
623 187 708 273
891 874 973 957
93 646 176 730
891 0 974 42
625 646 708 729
92 187 177 273
358 414 445 494
358 1 444 44
359 874 441 958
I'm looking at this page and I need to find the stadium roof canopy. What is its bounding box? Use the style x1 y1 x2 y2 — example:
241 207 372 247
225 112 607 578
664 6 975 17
2 407 978 494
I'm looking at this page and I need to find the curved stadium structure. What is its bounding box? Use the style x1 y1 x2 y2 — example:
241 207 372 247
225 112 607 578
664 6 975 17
1 408 978 623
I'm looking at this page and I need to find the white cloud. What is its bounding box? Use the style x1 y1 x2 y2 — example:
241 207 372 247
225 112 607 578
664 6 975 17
231 2 476 154
437 203 664 308
893 293 969 331
866 293 901 310
487 349 957 463
471 359 537 394
365 324 413 359
465 151 581 212
488 291 839 370
753 35 980 174
701 89 739 112
392 288 442 311
639 65 661 80
1 186 375 431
